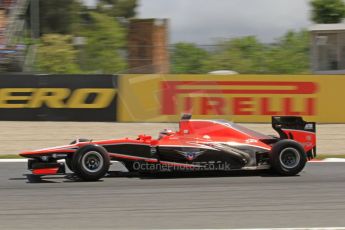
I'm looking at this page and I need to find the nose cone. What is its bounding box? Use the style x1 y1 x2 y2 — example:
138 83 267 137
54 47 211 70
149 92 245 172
19 151 33 158
19 145 77 158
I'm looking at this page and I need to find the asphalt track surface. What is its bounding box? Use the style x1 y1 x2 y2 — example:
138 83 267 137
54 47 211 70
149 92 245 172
1 162 345 229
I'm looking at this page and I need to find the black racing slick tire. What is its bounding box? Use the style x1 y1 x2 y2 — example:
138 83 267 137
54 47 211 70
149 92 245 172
270 139 307 176
66 139 91 172
72 145 110 181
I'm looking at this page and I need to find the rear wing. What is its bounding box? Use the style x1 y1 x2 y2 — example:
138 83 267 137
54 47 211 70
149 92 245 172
272 116 316 159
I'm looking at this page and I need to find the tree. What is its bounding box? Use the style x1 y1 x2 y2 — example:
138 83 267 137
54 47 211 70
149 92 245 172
199 33 309 74
36 34 81 73
310 0 345 23
266 30 310 74
97 0 138 18
78 12 127 74
171 43 209 74
38 0 82 35
202 36 267 74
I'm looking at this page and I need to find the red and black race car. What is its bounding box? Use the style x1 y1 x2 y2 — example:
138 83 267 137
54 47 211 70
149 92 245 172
20 115 316 181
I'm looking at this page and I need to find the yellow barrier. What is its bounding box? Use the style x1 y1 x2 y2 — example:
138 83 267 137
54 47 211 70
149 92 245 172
118 74 345 123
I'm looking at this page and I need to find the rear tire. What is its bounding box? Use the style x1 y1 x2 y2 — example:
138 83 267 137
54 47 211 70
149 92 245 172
72 145 110 181
270 139 307 176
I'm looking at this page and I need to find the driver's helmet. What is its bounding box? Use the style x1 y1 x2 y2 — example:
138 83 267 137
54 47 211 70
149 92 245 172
158 129 174 139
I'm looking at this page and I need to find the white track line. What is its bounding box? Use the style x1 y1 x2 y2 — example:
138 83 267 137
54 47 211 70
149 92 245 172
321 158 345 162
0 159 121 163
309 158 345 163
181 228 345 230
0 159 27 163
0 158 345 163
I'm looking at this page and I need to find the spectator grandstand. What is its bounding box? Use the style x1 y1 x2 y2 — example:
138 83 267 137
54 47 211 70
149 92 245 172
0 0 29 72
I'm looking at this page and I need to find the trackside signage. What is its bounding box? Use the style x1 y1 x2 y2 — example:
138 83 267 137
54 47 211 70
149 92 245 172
0 75 118 121
0 88 115 109
118 74 345 123
161 81 317 116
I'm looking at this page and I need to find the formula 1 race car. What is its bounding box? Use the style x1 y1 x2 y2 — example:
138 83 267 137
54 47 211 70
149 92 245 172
20 115 316 181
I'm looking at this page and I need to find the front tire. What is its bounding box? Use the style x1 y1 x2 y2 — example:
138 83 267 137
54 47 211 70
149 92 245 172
66 139 91 172
270 140 307 176
72 145 110 181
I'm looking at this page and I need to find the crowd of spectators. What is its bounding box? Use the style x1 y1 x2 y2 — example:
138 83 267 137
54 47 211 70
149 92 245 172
0 0 25 70
0 0 17 42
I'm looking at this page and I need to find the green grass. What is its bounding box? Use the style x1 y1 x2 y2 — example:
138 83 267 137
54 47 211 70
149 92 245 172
0 154 22 159
315 154 345 160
